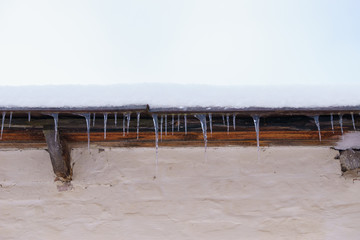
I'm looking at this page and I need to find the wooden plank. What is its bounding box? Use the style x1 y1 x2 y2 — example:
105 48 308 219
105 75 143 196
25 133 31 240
43 128 72 181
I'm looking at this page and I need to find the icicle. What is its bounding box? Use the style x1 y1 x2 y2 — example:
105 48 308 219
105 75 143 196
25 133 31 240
165 115 168 136
123 113 126 136
92 113 96 127
136 112 140 140
339 113 344 135
184 114 187 135
330 113 334 134
114 113 117 126
233 114 236 130
160 115 163 141
126 113 131 135
103 113 108 139
222 114 225 126
313 115 321 142
209 113 213 136
28 112 31 122
1 112 6 140
195 114 207 152
351 112 356 131
177 114 180 132
77 113 91 151
152 114 159 176
252 115 260 152
8 112 12 128
50 113 59 142
226 114 230 134
171 114 174 135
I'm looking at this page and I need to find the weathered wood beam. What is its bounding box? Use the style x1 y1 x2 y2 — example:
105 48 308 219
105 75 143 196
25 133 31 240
43 127 72 182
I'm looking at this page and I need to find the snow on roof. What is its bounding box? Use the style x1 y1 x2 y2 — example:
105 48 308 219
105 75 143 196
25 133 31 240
0 84 359 109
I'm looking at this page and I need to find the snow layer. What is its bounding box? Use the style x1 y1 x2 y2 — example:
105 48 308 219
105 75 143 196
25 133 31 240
1 147 360 239
0 84 359 109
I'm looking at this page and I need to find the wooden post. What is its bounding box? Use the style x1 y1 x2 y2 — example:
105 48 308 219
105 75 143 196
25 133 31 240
43 127 72 181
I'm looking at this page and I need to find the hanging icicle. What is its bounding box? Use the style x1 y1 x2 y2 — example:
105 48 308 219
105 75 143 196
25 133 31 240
28 112 31 122
177 114 180 132
126 113 131 135
171 114 174 135
76 113 91 151
339 113 344 135
313 115 321 142
233 113 236 130
209 113 213 137
222 114 225 126
330 113 334 134
152 114 159 177
226 114 230 134
195 114 207 152
252 115 260 152
103 113 108 139
351 112 356 131
114 113 117 126
8 112 12 128
123 113 126 136
184 114 187 135
1 112 6 140
165 115 168 136
136 112 140 140
93 113 96 127
160 115 163 141
50 113 59 142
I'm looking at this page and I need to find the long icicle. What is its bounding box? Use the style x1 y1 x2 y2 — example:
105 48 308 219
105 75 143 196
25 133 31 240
152 114 159 177
339 113 344 136
103 113 108 139
165 115 167 136
184 114 187 135
28 112 31 122
313 115 321 142
126 113 131 135
8 112 12 128
177 114 180 132
222 114 225 126
226 114 230 134
233 113 236 130
209 113 213 137
77 113 91 151
160 115 163 141
351 112 356 131
1 112 6 140
123 113 126 136
50 113 59 142
114 113 117 126
252 115 260 152
171 114 174 135
93 113 96 127
136 112 140 140
330 113 334 134
195 114 207 152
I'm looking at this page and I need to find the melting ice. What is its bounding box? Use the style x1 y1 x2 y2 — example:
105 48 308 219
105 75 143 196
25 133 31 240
171 114 174 135
339 114 344 135
165 115 168 136
226 114 230 134
77 113 91 150
8 112 12 128
160 115 163 141
184 114 187 135
233 114 236 130
330 113 334 134
351 112 356 131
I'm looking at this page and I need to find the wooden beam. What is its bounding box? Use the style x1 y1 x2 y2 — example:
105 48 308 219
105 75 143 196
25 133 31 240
43 128 72 181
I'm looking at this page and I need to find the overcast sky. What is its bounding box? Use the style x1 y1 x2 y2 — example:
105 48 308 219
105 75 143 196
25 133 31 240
0 0 359 86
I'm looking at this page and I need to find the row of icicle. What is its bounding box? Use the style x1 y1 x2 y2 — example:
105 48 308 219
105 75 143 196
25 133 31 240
0 112 358 146
0 111 358 177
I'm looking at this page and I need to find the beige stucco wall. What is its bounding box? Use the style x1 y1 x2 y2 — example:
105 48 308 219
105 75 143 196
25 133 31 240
0 147 359 240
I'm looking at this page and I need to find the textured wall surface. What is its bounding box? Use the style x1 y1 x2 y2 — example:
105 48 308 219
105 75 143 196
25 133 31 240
0 147 359 240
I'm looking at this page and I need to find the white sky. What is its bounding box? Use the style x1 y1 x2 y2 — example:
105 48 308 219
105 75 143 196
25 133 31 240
0 0 359 86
